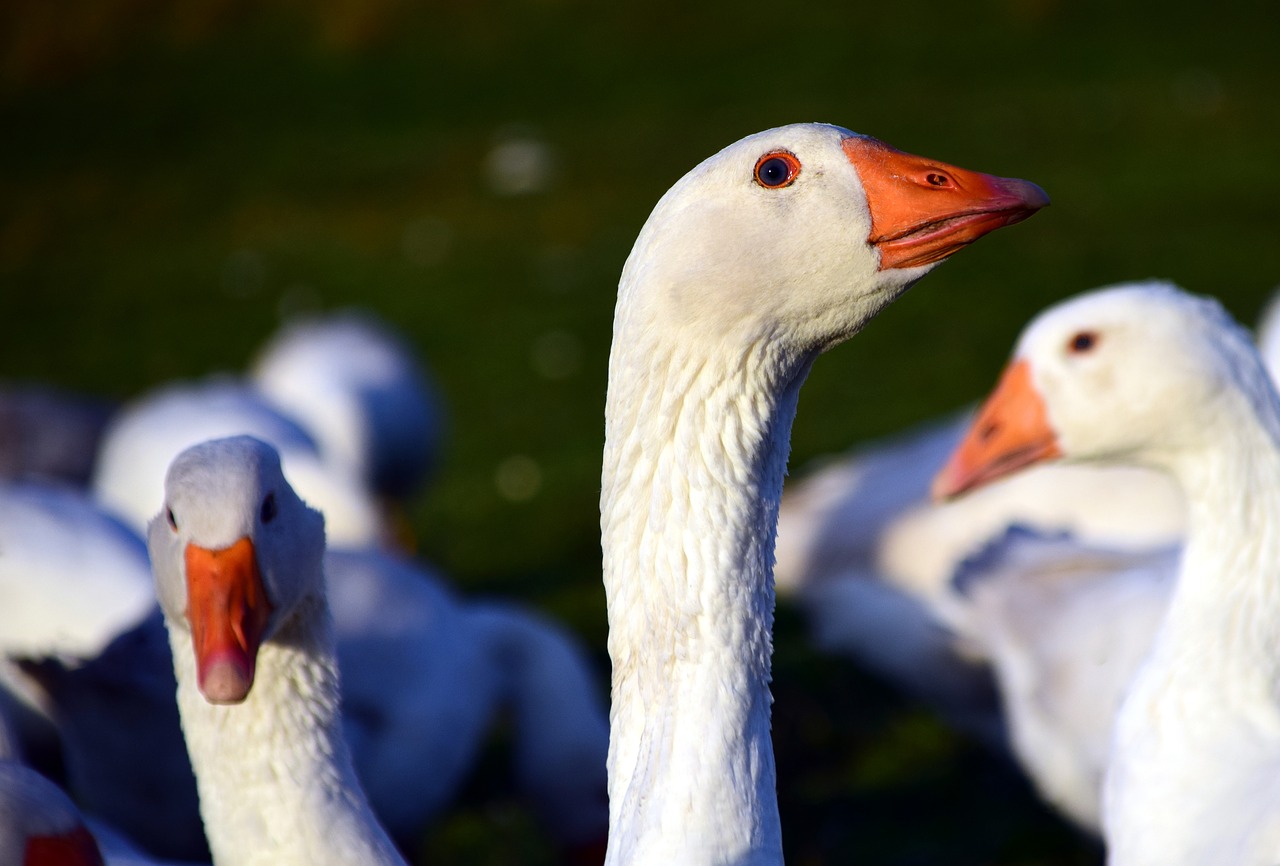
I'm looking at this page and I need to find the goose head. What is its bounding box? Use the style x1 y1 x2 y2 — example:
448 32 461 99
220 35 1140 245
615 123 1048 358
933 280 1275 498
147 435 325 704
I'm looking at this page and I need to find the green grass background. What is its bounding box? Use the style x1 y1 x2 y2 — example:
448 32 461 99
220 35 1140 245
2 1 1278 863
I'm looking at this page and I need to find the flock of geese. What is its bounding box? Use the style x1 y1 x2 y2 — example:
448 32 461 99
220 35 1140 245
1 120 1277 866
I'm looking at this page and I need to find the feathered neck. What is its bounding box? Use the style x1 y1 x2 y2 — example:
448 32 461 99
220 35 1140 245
168 588 404 866
1149 360 1280 688
601 318 812 866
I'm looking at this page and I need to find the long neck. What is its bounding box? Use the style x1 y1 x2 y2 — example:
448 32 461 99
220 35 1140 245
601 325 810 866
169 593 404 866
1153 382 1280 696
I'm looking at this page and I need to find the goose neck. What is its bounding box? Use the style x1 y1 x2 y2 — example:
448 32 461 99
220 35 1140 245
601 334 810 866
169 592 402 866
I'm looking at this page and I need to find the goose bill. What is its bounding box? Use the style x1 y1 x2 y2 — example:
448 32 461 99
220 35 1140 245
184 537 274 704
843 137 1050 271
932 359 1063 499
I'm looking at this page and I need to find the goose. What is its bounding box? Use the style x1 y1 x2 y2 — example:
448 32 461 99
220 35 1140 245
0 483 155 772
771 286 1280 829
600 122 1046 865
249 310 445 505
147 435 405 866
326 548 609 854
27 550 608 860
94 379 385 548
934 280 1280 865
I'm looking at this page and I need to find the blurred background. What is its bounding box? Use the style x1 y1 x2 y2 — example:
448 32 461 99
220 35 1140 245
2 0 1278 863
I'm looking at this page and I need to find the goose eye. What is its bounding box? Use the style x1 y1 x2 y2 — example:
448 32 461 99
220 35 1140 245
1068 331 1099 354
166 507 178 531
260 493 277 525
753 152 801 189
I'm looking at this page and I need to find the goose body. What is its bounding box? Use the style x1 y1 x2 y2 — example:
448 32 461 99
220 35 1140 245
148 435 405 866
936 281 1280 865
944 527 1176 829
0 483 155 767
328 548 609 852
601 122 1046 864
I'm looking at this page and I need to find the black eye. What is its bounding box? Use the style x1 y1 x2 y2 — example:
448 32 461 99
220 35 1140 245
1068 331 1099 353
166 507 178 531
753 152 800 189
926 172 951 187
260 493 277 524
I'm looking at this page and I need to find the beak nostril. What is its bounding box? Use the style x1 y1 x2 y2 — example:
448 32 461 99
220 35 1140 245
978 422 1000 443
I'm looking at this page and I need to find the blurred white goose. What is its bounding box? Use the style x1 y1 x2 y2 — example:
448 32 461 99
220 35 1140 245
772 285 1280 830
327 547 609 854
147 436 405 866
94 380 384 547
601 122 1046 865
935 281 1280 865
249 310 444 505
0 484 154 765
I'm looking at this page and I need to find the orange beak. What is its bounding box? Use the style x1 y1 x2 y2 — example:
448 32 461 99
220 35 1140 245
932 359 1063 500
24 826 105 866
843 137 1049 271
184 537 274 704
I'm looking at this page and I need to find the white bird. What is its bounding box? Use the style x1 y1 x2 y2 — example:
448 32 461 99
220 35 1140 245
0 483 155 769
249 310 445 505
27 545 608 861
147 435 406 866
94 379 385 547
600 122 1046 865
935 280 1280 866
771 285 1280 830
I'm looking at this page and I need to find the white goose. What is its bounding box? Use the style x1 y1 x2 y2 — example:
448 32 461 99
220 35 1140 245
935 281 1280 866
249 310 445 505
0 483 155 770
147 435 405 866
600 122 1047 865
772 285 1280 830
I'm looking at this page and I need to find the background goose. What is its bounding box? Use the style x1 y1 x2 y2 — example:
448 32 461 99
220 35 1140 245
935 281 1280 866
93 379 386 548
0 484 155 776
148 435 406 866
770 285 1280 828
601 122 1046 865
249 310 445 507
